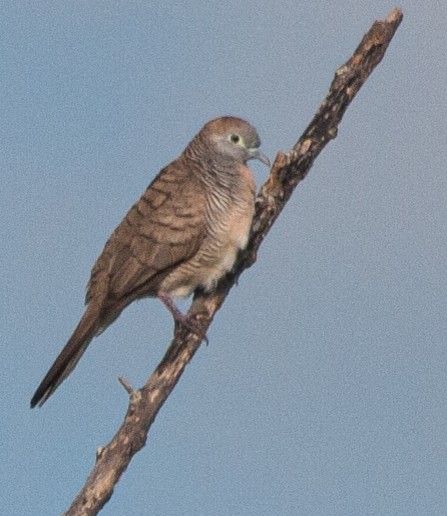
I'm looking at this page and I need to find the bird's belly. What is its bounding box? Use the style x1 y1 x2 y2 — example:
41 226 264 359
198 207 252 292
166 239 242 299
199 245 239 292
163 205 252 298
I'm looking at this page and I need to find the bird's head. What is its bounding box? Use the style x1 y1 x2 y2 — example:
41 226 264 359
199 116 270 168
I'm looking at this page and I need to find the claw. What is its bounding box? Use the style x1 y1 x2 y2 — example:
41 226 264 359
158 293 208 343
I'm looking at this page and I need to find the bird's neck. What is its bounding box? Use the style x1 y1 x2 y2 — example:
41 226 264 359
183 140 243 192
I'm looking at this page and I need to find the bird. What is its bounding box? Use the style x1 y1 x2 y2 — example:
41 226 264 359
31 116 270 408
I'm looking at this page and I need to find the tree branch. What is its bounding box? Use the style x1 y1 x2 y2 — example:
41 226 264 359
65 8 403 515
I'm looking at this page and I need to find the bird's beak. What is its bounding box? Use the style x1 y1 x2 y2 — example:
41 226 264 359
248 149 271 168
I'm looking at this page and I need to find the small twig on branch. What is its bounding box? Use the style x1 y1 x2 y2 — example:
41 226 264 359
118 376 134 395
64 8 403 515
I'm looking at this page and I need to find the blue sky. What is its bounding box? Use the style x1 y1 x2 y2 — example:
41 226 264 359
2 1 446 515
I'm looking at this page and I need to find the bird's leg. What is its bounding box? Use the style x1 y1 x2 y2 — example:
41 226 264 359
158 292 208 343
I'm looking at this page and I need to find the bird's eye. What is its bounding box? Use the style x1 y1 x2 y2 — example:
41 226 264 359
230 134 240 144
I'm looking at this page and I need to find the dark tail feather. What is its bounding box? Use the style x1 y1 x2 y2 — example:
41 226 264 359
30 305 101 408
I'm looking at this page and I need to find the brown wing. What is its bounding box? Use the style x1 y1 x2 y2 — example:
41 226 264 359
86 159 207 305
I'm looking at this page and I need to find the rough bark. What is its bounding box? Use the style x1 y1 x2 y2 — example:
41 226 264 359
65 8 403 515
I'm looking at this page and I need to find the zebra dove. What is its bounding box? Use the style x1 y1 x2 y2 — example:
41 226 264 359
31 116 270 407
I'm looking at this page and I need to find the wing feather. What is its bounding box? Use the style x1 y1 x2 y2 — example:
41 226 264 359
86 161 207 304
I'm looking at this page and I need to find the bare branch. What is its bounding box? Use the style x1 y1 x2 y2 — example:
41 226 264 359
64 8 403 515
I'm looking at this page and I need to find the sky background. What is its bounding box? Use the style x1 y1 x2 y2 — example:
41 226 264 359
1 1 446 515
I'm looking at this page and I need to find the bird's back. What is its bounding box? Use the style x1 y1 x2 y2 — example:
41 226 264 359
86 157 209 317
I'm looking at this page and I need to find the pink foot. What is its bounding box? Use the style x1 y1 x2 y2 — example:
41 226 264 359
158 293 208 343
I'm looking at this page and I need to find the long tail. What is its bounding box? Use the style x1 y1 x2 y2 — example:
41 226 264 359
30 304 102 408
